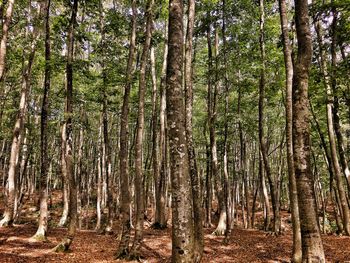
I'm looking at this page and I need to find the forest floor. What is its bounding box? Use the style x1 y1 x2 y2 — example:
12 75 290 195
0 191 350 262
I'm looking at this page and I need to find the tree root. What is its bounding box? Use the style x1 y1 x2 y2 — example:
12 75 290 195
212 227 226 236
128 252 144 262
52 243 68 253
151 222 167 230
114 249 129 260
265 231 279 237
0 218 13 228
30 234 48 242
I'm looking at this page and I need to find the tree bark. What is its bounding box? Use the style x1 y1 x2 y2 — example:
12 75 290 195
32 0 51 241
207 20 225 236
150 46 161 226
58 123 69 227
184 0 203 260
53 0 78 252
167 0 195 261
115 0 137 257
153 25 168 229
98 0 114 235
222 0 232 243
130 0 154 258
293 0 325 261
278 0 302 260
258 0 280 234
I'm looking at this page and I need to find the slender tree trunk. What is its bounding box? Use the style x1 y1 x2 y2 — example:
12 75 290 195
32 0 51 241
98 0 114 234
78 123 85 229
260 154 271 231
153 27 168 229
115 0 137 257
96 119 103 230
0 0 15 82
204 126 212 228
207 21 225 236
58 122 69 227
130 0 154 257
184 0 203 260
53 0 78 252
293 0 325 261
278 0 302 260
150 46 160 226
222 0 232 243
167 0 195 261
258 0 280 234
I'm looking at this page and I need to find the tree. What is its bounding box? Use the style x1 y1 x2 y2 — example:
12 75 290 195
259 0 280 234
53 0 78 252
32 0 51 241
278 0 302 260
167 0 195 261
293 0 325 261
98 0 114 235
207 14 226 236
153 24 168 229
222 0 232 242
130 0 154 258
184 0 203 259
115 0 137 258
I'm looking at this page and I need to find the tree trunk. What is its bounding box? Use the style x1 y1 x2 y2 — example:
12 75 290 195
53 0 78 252
293 0 325 261
222 0 232 243
207 20 225 236
130 0 154 258
153 27 168 229
184 0 203 260
98 0 114 234
150 46 160 226
115 0 137 257
204 126 212 228
167 0 195 261
260 154 271 231
96 121 103 230
258 0 280 234
32 0 51 241
278 0 302 260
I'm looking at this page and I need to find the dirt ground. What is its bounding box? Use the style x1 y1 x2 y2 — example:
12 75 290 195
1 220 350 262
0 193 350 262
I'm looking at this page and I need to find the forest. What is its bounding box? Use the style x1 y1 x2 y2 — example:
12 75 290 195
0 0 349 262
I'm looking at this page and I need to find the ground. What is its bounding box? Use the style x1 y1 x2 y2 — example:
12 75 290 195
0 192 350 262
1 222 350 262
